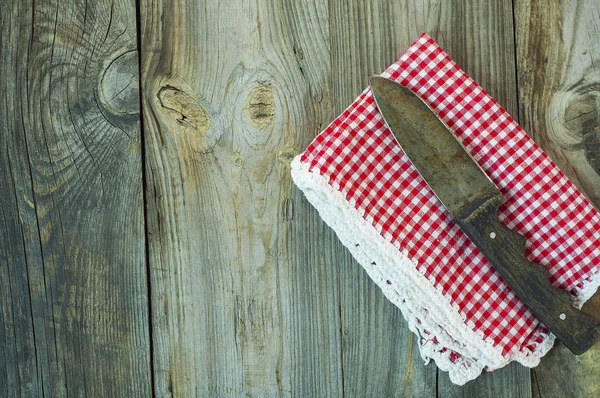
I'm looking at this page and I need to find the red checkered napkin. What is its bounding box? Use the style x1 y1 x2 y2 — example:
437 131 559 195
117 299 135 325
291 33 600 385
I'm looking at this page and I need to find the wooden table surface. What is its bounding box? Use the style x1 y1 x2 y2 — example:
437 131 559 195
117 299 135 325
2 0 600 396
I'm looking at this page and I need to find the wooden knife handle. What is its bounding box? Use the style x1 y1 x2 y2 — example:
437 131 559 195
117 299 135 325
456 195 600 355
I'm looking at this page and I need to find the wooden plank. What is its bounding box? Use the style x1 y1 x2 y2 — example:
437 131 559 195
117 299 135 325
440 364 531 398
515 1 600 396
0 0 151 396
515 0 600 209
329 0 531 396
328 4 440 393
139 0 343 395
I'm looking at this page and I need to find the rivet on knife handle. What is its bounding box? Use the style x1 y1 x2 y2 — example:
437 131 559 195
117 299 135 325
369 76 600 354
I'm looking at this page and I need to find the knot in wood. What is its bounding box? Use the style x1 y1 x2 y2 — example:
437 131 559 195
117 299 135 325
157 86 211 134
244 84 275 128
156 85 216 153
278 148 295 164
550 75 600 176
99 50 139 115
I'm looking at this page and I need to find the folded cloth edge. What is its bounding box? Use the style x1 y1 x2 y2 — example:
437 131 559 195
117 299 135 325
292 155 564 384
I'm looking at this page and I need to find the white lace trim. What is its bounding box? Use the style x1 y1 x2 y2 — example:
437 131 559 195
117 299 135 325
574 272 600 309
291 156 560 385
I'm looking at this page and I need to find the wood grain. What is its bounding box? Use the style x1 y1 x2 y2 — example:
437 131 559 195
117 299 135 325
0 0 151 396
2 0 598 395
329 3 440 395
515 0 600 208
330 0 530 396
439 363 532 398
139 0 343 395
515 1 600 396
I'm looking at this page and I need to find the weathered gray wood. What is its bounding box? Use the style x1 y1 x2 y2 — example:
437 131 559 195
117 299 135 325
440 363 531 398
6 0 599 395
328 4 438 395
515 0 600 209
139 0 343 395
515 1 600 396
0 0 151 396
329 1 530 396
329 0 520 117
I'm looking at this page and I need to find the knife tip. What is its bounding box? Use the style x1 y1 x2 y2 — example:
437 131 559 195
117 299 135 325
368 75 383 91
368 74 381 84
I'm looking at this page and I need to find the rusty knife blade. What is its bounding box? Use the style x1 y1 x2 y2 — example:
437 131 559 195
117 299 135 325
369 75 501 218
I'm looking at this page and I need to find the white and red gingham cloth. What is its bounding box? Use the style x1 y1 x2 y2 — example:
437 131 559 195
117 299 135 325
291 33 600 384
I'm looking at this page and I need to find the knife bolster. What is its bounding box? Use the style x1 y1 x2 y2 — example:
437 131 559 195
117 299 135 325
455 191 504 222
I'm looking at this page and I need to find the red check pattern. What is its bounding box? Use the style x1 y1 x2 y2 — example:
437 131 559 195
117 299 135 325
299 33 600 358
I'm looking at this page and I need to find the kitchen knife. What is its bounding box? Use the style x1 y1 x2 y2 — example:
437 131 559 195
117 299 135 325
369 75 600 355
